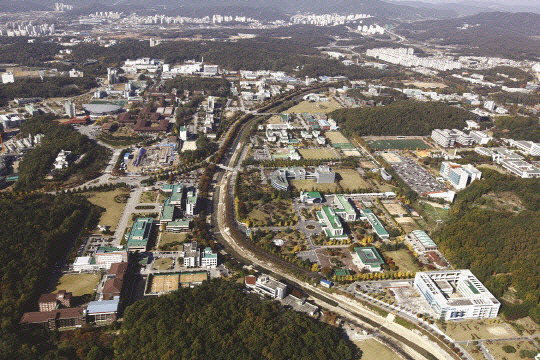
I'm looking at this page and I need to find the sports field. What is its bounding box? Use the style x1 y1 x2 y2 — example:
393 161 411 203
299 148 339 160
150 274 179 293
368 139 431 150
337 169 370 190
382 200 407 216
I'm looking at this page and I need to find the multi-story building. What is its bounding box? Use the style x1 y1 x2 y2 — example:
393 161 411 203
359 208 389 239
333 195 357 221
440 162 482 190
201 247 218 268
469 130 492 145
126 217 153 252
317 206 347 239
512 140 540 156
94 246 128 269
182 241 200 267
251 275 287 299
431 129 456 148
65 101 76 118
353 246 385 272
414 270 500 320
38 290 72 312
20 307 86 330
315 165 335 183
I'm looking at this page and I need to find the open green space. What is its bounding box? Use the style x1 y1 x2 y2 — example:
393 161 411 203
159 232 190 250
420 202 450 223
325 131 350 144
292 179 338 192
85 188 130 230
299 148 339 160
355 339 400 360
55 273 100 297
154 257 174 271
139 191 158 203
486 340 538 360
336 169 370 190
367 139 431 150
445 319 515 341
382 249 420 273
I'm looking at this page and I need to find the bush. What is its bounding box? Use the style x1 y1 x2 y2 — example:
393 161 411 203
502 345 516 353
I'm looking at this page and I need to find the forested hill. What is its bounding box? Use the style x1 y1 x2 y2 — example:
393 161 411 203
114 279 358 360
434 170 540 322
330 101 470 137
0 193 103 358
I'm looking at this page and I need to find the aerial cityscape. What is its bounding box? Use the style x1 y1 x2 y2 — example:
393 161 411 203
0 0 539 359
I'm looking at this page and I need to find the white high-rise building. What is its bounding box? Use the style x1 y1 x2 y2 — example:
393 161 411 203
65 101 76 118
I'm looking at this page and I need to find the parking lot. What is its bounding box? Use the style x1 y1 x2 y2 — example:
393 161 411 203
391 156 446 195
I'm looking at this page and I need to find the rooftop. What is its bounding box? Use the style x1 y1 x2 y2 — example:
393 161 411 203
87 300 119 314
354 246 384 267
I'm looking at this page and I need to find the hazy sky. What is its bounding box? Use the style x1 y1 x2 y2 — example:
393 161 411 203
392 0 540 3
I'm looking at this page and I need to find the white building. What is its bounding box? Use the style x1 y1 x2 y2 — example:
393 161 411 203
65 101 76 118
469 130 492 145
414 270 500 321
512 140 540 156
253 275 287 299
53 150 71 170
408 230 438 253
431 129 456 147
2 72 15 84
201 247 217 268
440 162 482 190
182 241 200 267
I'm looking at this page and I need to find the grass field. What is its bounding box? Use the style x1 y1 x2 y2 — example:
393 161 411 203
485 340 537 360
284 100 342 114
86 189 130 230
325 131 350 144
337 169 370 190
139 191 158 203
368 139 431 150
445 319 515 341
383 249 420 273
55 274 100 297
159 232 189 250
154 257 174 271
355 339 400 360
291 180 338 192
299 148 339 160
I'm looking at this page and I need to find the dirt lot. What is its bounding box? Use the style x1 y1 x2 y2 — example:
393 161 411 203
55 274 100 297
445 319 516 341
355 339 400 360
382 200 407 216
395 217 419 233
284 99 342 114
325 131 350 144
85 188 130 230
299 148 339 160
360 161 377 169
154 257 174 271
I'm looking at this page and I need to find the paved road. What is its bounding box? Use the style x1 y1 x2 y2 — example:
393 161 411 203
112 187 143 245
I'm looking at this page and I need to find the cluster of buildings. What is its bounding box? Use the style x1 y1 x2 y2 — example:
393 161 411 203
431 128 492 148
55 2 73 11
366 48 462 72
475 147 540 178
180 241 218 268
270 165 335 191
406 230 448 269
290 13 371 26
0 22 55 37
440 162 482 190
159 183 198 232
53 150 71 170
245 274 287 299
73 246 128 272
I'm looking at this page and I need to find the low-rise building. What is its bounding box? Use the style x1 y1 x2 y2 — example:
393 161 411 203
353 246 385 272
126 217 153 252
317 206 347 239
408 230 438 253
86 299 120 322
94 246 128 269
414 270 500 320
252 275 287 299
299 191 323 204
201 247 218 268
38 290 72 312
333 195 357 221
20 307 86 330
359 208 389 239
182 241 200 267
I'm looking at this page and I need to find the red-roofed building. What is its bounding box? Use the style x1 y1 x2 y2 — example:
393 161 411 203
38 290 72 312
133 118 169 133
62 116 90 125
245 275 256 287
20 307 86 330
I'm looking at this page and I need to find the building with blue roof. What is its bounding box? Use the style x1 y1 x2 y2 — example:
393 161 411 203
86 299 119 322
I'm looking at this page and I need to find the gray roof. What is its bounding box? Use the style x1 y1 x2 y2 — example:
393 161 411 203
83 104 122 114
87 299 119 314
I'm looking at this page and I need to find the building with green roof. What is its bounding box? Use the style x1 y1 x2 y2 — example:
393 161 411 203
333 195 357 221
317 206 347 239
354 246 385 272
409 230 438 252
127 217 153 252
360 208 389 239
300 191 323 203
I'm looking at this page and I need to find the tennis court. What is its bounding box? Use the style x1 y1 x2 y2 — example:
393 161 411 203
150 274 179 293
368 139 430 150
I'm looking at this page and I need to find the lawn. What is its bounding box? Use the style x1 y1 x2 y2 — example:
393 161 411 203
445 319 516 341
485 340 538 360
139 191 158 203
159 232 189 250
85 188 130 230
336 169 370 190
247 199 297 227
367 139 431 150
395 217 419 233
284 99 342 114
299 148 339 160
291 179 338 192
355 339 400 360
421 202 450 223
372 178 395 192
325 131 350 144
383 249 419 273
154 257 174 271
55 274 100 297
